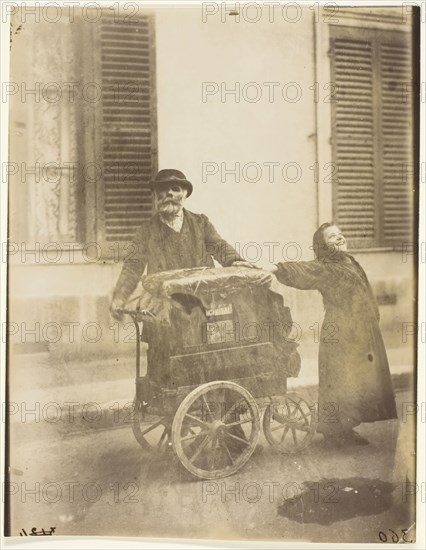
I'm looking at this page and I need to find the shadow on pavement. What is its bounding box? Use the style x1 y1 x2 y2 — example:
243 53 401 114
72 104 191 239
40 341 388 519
278 477 395 525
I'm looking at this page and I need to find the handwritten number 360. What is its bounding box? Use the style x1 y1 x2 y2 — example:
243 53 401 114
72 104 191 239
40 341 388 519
379 529 412 543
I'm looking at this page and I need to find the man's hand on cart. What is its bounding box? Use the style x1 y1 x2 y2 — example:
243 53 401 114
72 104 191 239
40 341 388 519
110 296 126 321
110 296 158 323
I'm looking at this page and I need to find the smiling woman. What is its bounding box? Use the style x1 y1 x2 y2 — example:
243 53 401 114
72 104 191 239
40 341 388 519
313 223 348 258
321 225 347 253
272 222 398 446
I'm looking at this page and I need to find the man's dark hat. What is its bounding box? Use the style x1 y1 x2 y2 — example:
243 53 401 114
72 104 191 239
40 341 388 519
150 169 193 197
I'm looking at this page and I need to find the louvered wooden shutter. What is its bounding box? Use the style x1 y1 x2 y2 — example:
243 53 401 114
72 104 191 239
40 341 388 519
330 27 414 248
380 40 413 244
331 36 376 244
98 13 156 242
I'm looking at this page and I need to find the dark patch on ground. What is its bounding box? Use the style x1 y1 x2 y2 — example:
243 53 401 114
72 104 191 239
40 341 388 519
278 477 395 525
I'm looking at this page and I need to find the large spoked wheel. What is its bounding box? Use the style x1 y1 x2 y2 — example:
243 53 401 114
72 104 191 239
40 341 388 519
263 393 316 453
172 381 260 479
131 396 172 455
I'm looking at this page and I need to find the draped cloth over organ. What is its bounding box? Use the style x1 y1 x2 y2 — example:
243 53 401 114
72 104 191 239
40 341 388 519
137 267 301 387
275 254 397 434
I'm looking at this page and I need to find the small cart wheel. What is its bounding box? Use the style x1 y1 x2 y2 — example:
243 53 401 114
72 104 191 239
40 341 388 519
172 381 260 479
131 396 172 455
263 393 316 453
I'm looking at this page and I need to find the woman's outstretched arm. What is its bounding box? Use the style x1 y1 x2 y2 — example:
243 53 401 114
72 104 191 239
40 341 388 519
274 260 327 290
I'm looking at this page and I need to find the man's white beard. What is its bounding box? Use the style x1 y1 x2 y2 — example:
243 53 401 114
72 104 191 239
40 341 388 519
157 201 183 217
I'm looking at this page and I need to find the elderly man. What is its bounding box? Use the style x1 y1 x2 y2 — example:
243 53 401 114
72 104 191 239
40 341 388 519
110 168 247 319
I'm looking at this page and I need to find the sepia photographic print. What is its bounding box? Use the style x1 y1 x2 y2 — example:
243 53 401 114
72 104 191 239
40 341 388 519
1 0 424 547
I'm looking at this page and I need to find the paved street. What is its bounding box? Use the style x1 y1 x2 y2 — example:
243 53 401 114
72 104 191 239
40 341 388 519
7 386 416 543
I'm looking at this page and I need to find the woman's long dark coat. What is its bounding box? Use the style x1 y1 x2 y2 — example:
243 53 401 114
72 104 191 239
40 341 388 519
275 254 397 434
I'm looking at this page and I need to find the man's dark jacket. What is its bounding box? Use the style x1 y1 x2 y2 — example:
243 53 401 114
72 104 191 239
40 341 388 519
113 209 243 302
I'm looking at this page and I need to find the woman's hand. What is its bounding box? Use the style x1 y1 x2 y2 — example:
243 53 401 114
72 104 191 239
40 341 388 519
231 260 259 269
263 264 279 274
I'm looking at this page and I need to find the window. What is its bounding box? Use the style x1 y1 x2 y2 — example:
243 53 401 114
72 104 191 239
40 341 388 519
330 26 415 249
91 12 157 245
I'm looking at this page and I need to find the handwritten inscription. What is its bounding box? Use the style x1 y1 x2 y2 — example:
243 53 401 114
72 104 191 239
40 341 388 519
20 527 56 536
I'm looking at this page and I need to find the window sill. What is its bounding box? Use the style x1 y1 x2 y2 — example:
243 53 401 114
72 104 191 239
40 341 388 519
7 246 124 267
350 247 396 254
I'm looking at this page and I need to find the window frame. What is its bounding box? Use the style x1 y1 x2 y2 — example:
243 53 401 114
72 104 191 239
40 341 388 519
314 10 415 252
77 12 158 258
329 25 414 250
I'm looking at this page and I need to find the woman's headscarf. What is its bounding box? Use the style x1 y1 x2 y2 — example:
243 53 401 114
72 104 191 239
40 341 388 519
313 222 335 261
312 223 380 317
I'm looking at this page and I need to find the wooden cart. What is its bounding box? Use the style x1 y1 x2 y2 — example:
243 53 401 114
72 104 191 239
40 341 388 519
122 266 316 480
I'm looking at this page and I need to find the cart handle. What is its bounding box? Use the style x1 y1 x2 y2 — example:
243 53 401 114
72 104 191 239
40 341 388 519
117 308 157 377
119 308 157 323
